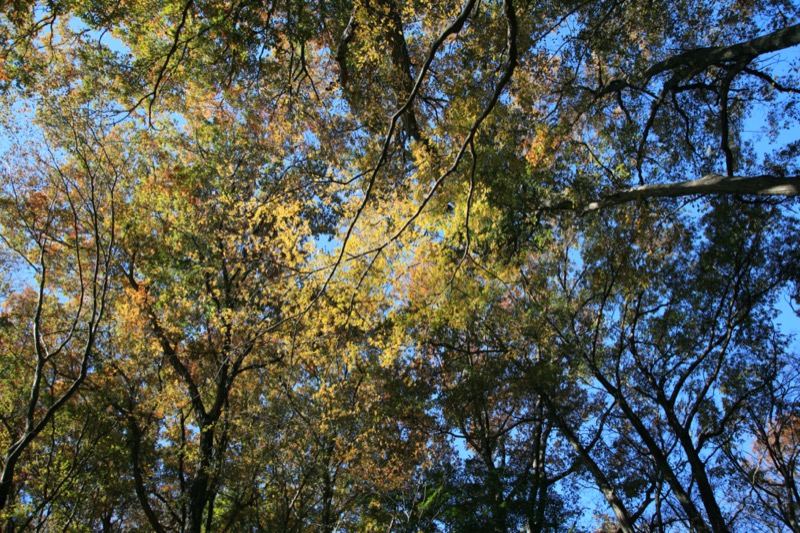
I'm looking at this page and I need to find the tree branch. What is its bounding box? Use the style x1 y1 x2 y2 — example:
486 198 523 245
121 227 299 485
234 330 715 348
595 24 800 97
644 24 800 80
543 174 800 213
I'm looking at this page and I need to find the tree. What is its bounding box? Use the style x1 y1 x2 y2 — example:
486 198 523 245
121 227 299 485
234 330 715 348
726 353 800 532
526 200 796 532
402 258 578 531
1 0 799 531
0 104 118 527
107 107 333 532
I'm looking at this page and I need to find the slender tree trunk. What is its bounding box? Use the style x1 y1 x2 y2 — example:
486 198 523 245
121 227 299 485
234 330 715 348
0 454 19 533
486 458 507 533
127 416 167 533
661 404 729 533
187 423 215 533
526 406 550 533
0 452 19 514
543 403 636 533
592 372 712 533
319 440 336 533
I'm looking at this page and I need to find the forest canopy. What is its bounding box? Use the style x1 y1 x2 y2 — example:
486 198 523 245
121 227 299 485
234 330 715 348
1 0 799 531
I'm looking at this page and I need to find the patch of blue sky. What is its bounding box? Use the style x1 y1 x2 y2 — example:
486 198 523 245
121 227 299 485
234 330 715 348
0 105 56 296
67 15 129 53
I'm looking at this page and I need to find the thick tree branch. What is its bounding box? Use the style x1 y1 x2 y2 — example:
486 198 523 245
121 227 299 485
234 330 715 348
334 14 356 87
544 174 800 213
644 24 800 80
595 24 800 98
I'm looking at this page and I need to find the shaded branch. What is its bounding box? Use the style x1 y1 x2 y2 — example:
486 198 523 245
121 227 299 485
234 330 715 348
644 24 800 80
543 174 800 213
595 24 800 98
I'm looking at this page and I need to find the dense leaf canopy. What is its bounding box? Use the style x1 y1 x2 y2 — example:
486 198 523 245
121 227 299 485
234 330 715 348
1 0 799 531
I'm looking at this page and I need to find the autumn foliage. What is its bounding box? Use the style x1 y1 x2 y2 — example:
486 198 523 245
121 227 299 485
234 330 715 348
0 0 799 531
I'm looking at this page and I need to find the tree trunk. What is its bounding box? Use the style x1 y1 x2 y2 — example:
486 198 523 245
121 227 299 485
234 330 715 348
187 423 215 533
320 454 335 532
540 394 636 533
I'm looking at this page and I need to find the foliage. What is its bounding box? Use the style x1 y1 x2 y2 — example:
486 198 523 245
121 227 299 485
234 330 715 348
0 0 799 531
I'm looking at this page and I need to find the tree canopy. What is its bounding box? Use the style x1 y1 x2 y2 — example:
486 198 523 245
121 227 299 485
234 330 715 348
0 0 799 531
